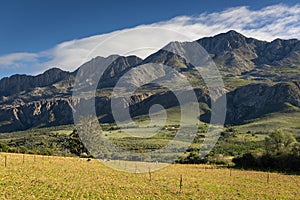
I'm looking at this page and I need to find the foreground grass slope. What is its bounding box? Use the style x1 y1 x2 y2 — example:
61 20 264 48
0 153 299 199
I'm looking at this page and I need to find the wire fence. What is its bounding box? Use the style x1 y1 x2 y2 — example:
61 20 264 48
0 152 299 198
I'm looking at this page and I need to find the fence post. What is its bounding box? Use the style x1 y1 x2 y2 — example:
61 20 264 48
4 155 7 167
148 167 152 181
179 174 183 193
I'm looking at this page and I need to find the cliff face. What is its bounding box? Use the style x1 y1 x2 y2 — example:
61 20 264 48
225 81 300 124
0 30 299 132
0 68 72 96
0 98 74 132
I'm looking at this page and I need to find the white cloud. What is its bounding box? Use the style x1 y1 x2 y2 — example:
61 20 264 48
0 53 38 67
0 4 299 77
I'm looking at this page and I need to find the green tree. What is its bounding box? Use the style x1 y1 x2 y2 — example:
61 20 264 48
264 129 297 155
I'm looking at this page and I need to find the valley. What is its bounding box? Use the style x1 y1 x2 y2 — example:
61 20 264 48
0 30 299 172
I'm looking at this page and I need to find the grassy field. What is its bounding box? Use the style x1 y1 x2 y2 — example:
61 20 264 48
235 104 300 136
0 153 299 199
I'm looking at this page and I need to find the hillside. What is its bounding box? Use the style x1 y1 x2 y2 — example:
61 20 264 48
0 153 299 199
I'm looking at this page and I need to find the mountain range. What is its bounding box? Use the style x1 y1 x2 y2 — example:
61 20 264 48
0 30 299 133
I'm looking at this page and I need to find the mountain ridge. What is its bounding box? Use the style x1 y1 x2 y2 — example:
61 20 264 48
0 30 299 133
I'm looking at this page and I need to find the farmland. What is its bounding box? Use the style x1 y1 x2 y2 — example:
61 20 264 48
0 153 299 199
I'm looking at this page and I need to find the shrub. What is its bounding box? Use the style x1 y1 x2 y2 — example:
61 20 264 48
0 142 11 152
176 151 207 164
233 130 300 172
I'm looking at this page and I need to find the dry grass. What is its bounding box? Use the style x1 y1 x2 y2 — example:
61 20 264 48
0 153 299 199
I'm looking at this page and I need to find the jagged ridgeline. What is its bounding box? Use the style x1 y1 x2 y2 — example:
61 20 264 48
0 30 299 134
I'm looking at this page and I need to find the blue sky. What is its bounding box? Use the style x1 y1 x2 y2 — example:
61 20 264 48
0 0 299 77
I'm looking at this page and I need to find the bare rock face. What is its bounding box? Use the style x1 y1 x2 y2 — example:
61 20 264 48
0 68 71 96
197 30 300 78
225 81 300 124
254 39 300 66
0 98 73 132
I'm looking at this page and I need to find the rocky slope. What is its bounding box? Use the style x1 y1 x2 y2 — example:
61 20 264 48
197 30 300 80
225 81 300 124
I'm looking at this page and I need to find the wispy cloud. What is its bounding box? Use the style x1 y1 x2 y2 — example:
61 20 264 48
0 53 38 67
0 4 299 77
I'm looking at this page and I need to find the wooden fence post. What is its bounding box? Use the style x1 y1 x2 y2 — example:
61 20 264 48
179 174 183 193
148 167 152 181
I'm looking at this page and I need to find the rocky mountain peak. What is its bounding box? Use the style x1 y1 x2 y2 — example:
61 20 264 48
217 30 247 41
102 55 142 78
197 30 253 51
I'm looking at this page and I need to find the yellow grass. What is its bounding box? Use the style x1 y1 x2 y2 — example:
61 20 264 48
0 153 299 199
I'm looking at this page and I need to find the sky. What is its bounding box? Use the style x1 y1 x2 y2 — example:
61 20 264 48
0 0 299 78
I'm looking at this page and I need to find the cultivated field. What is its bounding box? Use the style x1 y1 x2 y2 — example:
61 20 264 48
0 153 299 199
